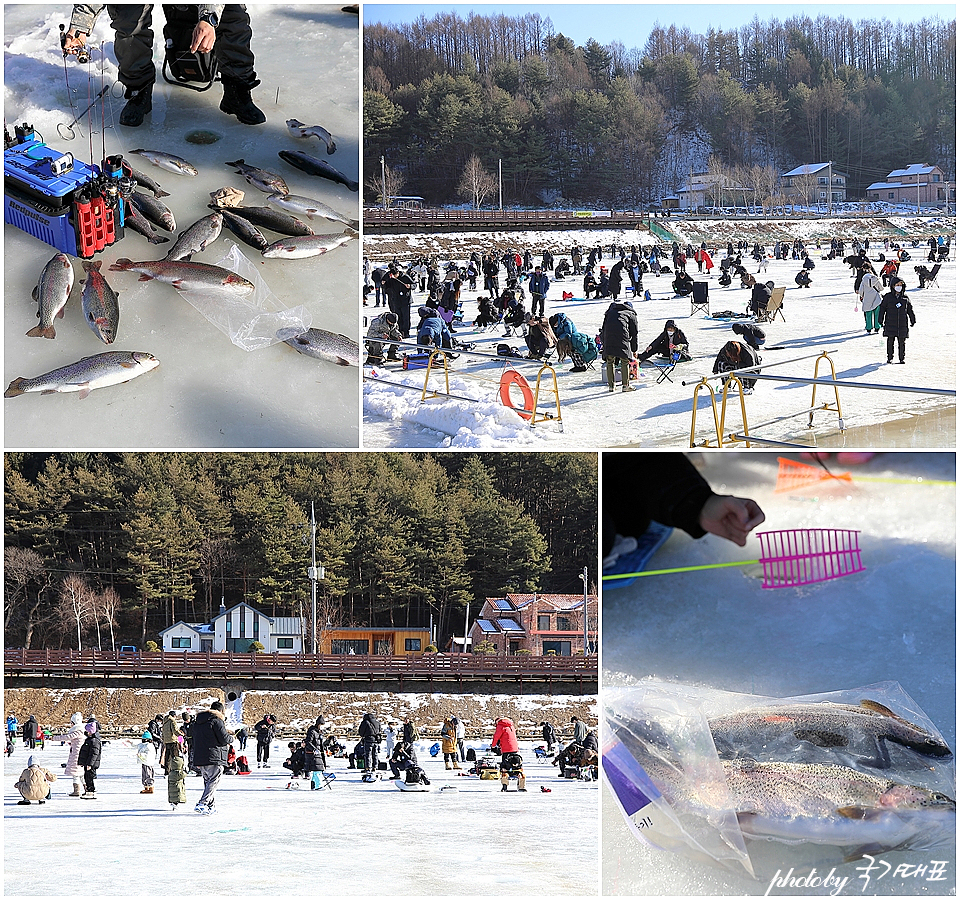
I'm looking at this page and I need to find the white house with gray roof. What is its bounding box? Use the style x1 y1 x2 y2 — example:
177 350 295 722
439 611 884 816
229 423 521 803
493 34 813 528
159 601 305 654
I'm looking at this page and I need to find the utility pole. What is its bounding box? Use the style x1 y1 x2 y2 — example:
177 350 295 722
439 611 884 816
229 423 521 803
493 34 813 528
380 155 386 209
579 567 590 654
827 161 833 217
463 602 470 655
498 158 502 211
307 501 325 654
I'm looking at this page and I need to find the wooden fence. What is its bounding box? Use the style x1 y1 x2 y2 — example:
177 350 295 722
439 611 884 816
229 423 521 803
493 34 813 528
3 648 597 692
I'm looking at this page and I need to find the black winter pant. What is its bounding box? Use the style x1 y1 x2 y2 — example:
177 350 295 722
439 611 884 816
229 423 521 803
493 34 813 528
257 740 270 764
362 738 379 772
531 292 545 317
886 335 906 362
102 4 257 90
84 766 98 793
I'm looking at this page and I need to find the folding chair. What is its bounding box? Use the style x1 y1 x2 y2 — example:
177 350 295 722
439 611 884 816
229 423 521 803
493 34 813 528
756 287 785 323
690 281 709 315
927 263 941 288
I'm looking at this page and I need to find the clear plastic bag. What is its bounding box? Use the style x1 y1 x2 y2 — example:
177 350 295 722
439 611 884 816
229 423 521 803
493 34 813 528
174 243 312 351
603 680 955 880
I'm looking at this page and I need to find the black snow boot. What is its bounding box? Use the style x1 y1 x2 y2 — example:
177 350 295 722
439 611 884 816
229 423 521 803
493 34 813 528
220 79 266 125
119 85 153 127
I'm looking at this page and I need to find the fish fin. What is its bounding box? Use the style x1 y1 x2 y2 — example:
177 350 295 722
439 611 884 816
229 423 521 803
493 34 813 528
4 379 26 398
347 220 360 230
131 149 145 154
32 285 39 302
138 274 153 281
335 357 351 367
172 280 185 290
225 159 244 167
181 254 194 263
26 325 56 339
836 806 880 820
155 189 171 198
77 385 92 399
794 729 849 748
57 307 67 318
118 359 139 369
860 700 900 719
82 260 102 272
149 235 171 244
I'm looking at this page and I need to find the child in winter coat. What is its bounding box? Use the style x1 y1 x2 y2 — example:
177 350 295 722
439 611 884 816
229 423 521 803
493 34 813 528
15 755 57 804
137 730 157 794
77 722 102 799
63 712 85 797
877 281 916 365
167 737 187 809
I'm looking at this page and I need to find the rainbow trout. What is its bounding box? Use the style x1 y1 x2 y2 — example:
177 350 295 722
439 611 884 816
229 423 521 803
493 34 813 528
5 351 159 400
28 252 74 339
80 261 120 344
709 700 953 767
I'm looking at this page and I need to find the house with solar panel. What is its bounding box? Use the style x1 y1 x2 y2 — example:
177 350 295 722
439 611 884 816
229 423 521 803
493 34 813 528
467 593 599 656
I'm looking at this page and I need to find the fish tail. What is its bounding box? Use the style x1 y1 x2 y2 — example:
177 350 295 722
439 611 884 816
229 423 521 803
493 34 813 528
4 378 26 398
26 325 56 339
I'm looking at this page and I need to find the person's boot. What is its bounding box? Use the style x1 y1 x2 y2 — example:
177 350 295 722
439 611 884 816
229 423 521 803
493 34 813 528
621 361 635 392
445 760 452 770
140 786 154 794
119 85 153 127
69 784 81 797
220 78 266 125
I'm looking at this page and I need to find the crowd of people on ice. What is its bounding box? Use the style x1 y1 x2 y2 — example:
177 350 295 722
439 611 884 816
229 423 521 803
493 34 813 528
363 229 950 389
8 707 598 812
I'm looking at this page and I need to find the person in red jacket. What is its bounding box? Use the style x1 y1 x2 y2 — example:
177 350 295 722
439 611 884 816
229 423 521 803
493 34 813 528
491 717 525 792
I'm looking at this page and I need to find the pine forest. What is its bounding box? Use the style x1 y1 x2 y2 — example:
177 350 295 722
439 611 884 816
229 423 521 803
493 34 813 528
4 452 598 652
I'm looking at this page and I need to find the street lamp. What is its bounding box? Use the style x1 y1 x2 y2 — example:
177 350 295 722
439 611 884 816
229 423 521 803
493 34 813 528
578 567 590 654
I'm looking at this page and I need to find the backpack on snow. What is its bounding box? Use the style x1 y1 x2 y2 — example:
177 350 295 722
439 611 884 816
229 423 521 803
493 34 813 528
237 755 251 775
405 765 430 786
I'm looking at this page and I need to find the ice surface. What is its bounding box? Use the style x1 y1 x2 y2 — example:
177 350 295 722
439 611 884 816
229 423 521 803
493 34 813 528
363 227 955 448
4 734 598 895
4 4 360 448
601 452 956 895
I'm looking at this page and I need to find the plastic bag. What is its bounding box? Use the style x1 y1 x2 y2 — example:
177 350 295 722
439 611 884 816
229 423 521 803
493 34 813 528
174 243 312 351
603 680 955 880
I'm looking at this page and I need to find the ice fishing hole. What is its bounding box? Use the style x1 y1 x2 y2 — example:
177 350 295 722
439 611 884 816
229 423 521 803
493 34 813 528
185 130 222 144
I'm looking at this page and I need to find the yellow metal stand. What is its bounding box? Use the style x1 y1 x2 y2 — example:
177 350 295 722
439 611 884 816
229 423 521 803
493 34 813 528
419 350 451 402
808 352 845 431
530 363 563 430
689 376 751 447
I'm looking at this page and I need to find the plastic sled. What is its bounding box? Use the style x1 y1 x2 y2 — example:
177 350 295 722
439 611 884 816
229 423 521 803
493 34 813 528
603 521 673 589
394 779 431 792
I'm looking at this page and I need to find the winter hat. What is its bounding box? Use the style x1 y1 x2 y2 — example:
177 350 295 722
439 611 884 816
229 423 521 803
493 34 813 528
84 723 97 734
27 755 36 767
210 701 224 712
383 312 398 326
142 731 152 740
665 320 676 329
70 712 82 725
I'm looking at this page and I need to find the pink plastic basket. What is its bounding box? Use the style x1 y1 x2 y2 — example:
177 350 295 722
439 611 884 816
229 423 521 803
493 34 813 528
756 528 864 588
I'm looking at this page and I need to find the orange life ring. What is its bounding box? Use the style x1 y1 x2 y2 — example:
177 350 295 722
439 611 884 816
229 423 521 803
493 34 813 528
499 369 535 420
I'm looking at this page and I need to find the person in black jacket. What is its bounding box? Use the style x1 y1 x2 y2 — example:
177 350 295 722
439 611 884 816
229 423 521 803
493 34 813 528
877 280 916 364
77 722 102 799
731 322 765 351
358 712 383 781
303 716 327 783
402 717 419 745
192 701 232 814
541 721 557 753
388 741 418 779
283 742 306 778
254 715 275 768
22 715 38 750
602 453 765 564
637 320 690 364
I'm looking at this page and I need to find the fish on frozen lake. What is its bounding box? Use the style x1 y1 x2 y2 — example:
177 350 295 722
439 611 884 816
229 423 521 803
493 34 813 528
277 150 358 191
109 258 255 294
80 261 120 344
277 327 360 367
5 351 159 399
27 252 74 339
129 149 198 176
286 118 336 154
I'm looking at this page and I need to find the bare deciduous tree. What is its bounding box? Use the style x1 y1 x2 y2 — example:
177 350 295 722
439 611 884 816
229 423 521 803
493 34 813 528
98 587 121 652
364 162 407 208
59 575 92 652
457 154 498 209
4 547 51 648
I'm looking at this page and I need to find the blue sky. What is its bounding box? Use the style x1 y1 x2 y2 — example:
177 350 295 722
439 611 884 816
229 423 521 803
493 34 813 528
365 3 955 45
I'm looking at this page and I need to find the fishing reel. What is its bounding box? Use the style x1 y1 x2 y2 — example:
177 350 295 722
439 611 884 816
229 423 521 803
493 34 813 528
59 24 90 64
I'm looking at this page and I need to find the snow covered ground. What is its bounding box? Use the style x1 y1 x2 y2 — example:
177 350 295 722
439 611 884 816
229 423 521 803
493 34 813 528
4 5 360 448
3 732 598 896
601 452 956 895
362 223 955 448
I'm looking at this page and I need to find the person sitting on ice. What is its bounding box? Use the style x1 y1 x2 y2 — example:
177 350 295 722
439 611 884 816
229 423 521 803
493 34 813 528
801 254 816 271
596 268 611 298
389 741 418 779
15 755 57 805
637 319 690 364
672 270 694 296
795 269 812 288
283 742 305 777
712 340 759 394
364 311 402 365
474 295 500 328
749 280 774 316
502 299 528 337
731 322 766 351
880 258 900 287
554 258 571 279
583 267 600 299
416 306 454 352
913 265 936 289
